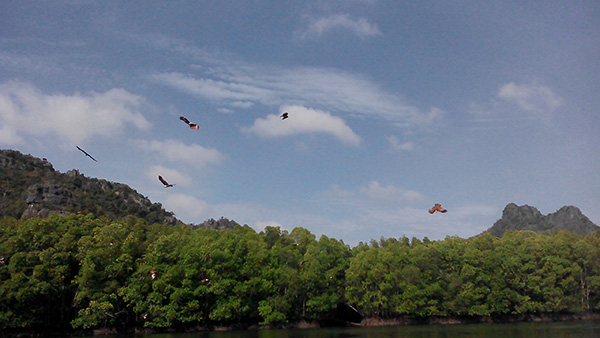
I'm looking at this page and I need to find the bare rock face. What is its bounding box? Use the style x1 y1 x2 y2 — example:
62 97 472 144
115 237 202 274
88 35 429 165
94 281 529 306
25 183 73 206
487 203 599 237
545 205 599 234
191 217 239 230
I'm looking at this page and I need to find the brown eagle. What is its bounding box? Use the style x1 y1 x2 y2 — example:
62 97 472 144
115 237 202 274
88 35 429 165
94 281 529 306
158 175 174 188
429 203 447 214
280 112 289 120
180 116 199 129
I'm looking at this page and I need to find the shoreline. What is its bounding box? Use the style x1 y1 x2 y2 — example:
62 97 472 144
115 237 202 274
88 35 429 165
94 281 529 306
359 312 600 327
7 312 599 337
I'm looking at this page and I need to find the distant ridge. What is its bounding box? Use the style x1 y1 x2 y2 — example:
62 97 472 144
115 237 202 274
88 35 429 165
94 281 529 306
0 149 237 230
485 203 599 237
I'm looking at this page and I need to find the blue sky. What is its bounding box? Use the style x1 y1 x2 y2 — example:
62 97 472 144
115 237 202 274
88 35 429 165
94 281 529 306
1 1 599 245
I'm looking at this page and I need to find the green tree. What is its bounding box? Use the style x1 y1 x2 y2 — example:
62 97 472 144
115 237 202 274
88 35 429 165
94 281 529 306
0 214 98 331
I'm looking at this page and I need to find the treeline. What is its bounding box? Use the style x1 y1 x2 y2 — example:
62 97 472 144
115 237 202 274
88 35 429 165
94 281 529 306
1 214 599 334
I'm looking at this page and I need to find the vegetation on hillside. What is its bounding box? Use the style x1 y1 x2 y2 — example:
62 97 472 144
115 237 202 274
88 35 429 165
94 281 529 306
1 214 599 334
0 149 177 224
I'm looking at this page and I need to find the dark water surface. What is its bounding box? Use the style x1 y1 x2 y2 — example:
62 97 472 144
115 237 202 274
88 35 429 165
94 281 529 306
123 321 600 338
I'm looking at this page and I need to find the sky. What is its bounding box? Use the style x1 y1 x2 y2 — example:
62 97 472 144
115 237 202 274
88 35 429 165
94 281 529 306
1 1 599 246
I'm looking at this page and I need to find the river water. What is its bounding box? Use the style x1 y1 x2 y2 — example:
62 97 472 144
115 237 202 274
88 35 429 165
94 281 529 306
126 321 600 338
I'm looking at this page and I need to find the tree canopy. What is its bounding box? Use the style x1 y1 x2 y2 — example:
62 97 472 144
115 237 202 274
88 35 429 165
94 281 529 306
1 214 599 334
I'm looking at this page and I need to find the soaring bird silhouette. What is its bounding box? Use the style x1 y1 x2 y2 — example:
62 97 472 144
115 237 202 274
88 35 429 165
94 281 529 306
76 146 97 162
180 116 199 129
429 203 447 214
280 112 289 120
158 175 174 188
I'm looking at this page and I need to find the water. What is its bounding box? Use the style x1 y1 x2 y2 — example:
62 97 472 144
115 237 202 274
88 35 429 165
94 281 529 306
128 321 600 338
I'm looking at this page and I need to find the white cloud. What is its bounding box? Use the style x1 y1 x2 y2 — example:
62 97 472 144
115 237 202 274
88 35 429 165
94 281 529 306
0 81 151 146
0 124 22 145
133 138 226 169
163 193 212 223
497 82 563 115
360 181 425 202
387 135 415 152
243 105 361 146
322 181 426 208
301 14 382 39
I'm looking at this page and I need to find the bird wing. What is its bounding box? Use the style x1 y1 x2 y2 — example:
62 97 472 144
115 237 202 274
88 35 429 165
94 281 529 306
76 145 87 156
158 175 169 186
77 146 97 162
180 116 191 125
429 204 447 213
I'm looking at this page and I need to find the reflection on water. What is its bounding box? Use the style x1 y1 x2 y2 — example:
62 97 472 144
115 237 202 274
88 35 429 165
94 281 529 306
115 321 600 338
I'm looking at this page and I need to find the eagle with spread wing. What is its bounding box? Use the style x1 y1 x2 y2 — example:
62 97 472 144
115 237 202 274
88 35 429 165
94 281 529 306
429 203 447 214
280 112 289 120
76 146 97 162
158 175 174 188
180 116 199 129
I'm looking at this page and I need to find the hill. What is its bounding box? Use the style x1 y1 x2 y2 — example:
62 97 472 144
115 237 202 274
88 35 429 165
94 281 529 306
485 203 599 237
0 149 241 229
0 149 183 224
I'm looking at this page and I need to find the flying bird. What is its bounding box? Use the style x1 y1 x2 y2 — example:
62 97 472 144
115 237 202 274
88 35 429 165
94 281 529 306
180 116 199 129
280 112 289 120
158 175 174 188
76 146 97 162
429 203 447 214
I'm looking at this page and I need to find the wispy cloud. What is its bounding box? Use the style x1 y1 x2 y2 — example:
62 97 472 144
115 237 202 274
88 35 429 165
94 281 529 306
243 105 362 146
151 65 443 129
132 138 226 169
360 181 425 203
0 81 151 146
497 82 563 115
387 135 415 152
128 32 443 130
300 14 382 39
320 181 426 209
467 82 563 130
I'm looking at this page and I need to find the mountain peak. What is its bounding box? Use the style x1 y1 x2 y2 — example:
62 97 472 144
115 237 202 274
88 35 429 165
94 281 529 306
486 203 599 237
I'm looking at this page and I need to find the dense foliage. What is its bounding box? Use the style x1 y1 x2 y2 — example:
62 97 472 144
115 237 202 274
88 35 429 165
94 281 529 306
1 214 599 334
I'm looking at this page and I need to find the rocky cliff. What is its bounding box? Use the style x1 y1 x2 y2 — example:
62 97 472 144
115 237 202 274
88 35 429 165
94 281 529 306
1 149 179 224
486 203 599 237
